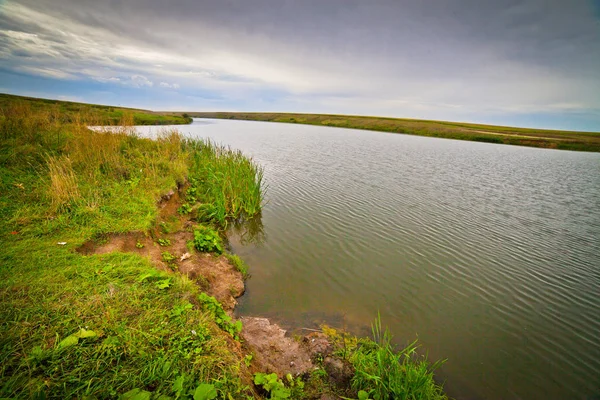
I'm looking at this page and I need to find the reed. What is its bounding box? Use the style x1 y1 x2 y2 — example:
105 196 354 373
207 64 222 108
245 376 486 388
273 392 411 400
185 138 265 228
346 316 448 400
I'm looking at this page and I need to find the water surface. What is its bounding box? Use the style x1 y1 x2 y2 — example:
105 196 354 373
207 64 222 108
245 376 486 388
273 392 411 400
138 119 600 400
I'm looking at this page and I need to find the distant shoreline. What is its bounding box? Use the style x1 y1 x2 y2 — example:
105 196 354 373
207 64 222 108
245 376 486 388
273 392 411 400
171 111 600 152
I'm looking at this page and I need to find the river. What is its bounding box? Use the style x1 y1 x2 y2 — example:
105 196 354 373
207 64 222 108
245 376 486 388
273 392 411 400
137 119 600 400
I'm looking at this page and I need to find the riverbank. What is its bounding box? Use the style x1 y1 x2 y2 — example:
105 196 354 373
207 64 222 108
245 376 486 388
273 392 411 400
0 97 448 399
177 112 600 152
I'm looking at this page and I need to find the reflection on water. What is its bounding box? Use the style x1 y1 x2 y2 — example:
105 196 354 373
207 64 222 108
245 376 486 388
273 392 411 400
227 213 266 246
136 119 600 400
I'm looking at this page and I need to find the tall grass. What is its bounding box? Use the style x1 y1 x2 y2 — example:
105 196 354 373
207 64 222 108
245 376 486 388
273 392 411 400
46 155 81 211
339 316 447 400
185 139 265 227
0 93 193 126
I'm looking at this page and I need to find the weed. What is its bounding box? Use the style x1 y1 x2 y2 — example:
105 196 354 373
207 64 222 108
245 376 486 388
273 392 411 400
198 293 242 340
254 372 291 399
162 251 177 263
193 226 223 254
225 253 250 279
341 316 448 400
158 238 171 246
244 354 253 367
185 139 265 227
162 251 178 271
136 241 144 249
178 203 193 215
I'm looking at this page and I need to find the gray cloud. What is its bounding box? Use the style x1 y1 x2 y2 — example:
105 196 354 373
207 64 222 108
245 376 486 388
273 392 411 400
1 0 599 123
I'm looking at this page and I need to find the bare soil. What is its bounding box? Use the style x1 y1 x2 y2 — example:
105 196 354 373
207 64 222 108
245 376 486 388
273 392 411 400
241 316 314 376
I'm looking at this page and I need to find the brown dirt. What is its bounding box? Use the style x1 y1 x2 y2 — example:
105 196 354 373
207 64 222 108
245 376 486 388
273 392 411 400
240 316 315 376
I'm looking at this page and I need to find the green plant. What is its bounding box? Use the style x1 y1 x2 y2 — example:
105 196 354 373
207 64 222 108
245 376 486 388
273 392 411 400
254 372 291 399
162 251 178 270
225 253 249 279
185 139 265 227
341 390 374 400
243 354 253 367
193 226 223 254
162 251 176 263
178 203 192 215
191 383 217 400
158 238 171 246
135 241 144 249
346 316 447 400
197 293 242 340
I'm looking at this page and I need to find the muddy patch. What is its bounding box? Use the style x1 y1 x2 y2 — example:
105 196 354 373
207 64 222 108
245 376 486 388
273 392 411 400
180 252 244 311
241 317 314 376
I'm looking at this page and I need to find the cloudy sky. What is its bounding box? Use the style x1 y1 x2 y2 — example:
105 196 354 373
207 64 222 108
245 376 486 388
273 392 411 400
1 0 599 130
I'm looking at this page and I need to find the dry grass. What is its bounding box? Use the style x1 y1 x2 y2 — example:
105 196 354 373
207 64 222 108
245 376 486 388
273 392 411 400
46 155 81 210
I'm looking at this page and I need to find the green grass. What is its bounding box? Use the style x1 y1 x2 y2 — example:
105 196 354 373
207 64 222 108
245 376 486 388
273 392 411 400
182 112 600 152
324 317 448 400
350 318 446 400
0 93 192 126
0 101 260 398
224 254 250 280
186 140 265 227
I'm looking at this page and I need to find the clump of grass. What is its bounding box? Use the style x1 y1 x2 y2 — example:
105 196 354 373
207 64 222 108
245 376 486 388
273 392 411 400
336 316 448 400
197 293 242 340
225 253 250 279
158 238 171 246
46 155 81 211
185 139 265 227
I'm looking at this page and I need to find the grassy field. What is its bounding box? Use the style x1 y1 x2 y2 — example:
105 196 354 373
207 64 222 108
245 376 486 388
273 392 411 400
0 99 263 398
0 93 192 125
0 95 449 399
182 112 600 152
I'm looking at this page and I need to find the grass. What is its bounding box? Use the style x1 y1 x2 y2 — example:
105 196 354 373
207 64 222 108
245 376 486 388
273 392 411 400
181 112 600 152
0 100 261 398
224 254 250 280
324 317 448 400
185 141 265 228
0 93 192 126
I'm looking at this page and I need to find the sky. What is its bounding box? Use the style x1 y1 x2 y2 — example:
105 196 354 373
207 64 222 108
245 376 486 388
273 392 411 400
1 0 599 131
